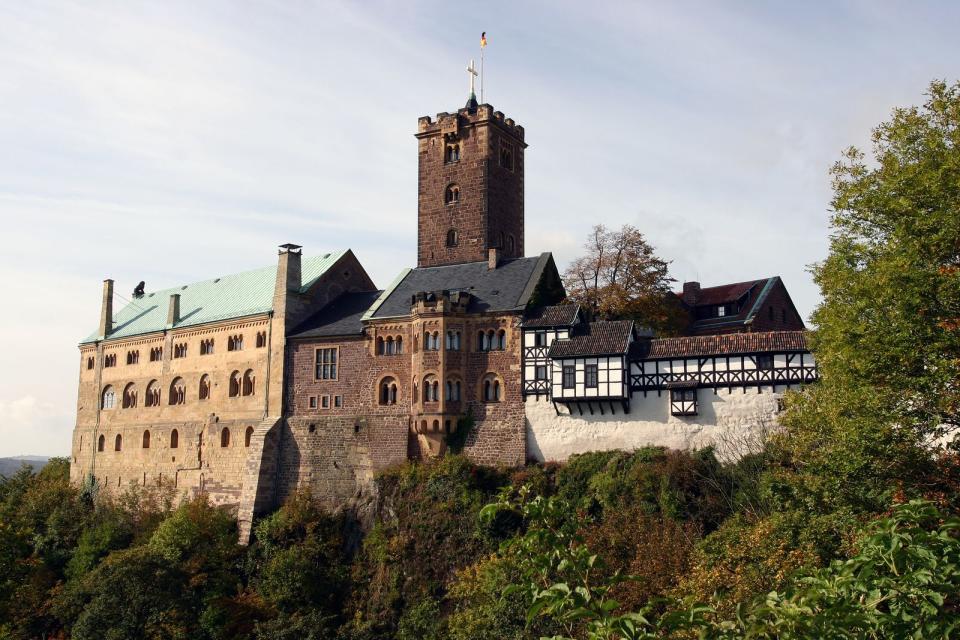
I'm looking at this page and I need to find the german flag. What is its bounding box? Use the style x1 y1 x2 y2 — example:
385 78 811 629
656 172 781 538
480 32 487 48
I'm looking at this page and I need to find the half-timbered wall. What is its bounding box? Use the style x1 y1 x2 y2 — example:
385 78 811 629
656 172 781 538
550 355 626 400
630 351 817 392
521 328 569 396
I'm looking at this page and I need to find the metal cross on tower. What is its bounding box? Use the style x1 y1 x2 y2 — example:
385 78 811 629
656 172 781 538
466 59 478 97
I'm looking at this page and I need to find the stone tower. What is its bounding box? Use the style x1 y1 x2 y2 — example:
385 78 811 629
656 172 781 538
416 99 526 268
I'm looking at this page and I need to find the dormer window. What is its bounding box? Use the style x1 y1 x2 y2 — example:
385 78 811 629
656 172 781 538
446 229 459 247
717 305 727 317
445 144 460 163
444 184 460 205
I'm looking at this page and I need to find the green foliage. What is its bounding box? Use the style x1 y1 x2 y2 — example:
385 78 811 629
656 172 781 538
793 79 960 465
249 491 349 617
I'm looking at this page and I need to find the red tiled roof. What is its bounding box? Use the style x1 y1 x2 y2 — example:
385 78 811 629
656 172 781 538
548 320 634 357
676 279 766 306
631 331 808 359
522 303 580 328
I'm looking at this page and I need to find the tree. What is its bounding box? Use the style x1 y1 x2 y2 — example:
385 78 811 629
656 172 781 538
810 79 960 440
562 224 687 334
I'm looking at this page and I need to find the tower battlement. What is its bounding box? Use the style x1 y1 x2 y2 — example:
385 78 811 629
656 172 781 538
417 104 525 142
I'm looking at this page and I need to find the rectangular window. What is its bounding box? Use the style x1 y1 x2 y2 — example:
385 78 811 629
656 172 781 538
315 348 338 380
756 354 774 370
535 365 547 381
334 395 342 408
717 305 727 317
321 395 330 409
534 332 546 347
585 364 598 388
309 396 317 409
562 365 575 389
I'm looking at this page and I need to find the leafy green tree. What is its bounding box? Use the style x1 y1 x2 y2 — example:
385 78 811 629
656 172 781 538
806 79 960 438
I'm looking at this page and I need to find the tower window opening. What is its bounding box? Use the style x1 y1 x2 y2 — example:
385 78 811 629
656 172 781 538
444 184 460 205
446 229 459 247
445 144 460 163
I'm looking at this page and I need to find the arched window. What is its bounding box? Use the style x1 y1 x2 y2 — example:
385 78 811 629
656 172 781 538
444 184 460 205
220 427 230 448
86 356 95 370
228 334 244 351
445 143 460 163
499 231 505 249
101 385 116 410
478 331 488 351
413 379 419 404
423 375 439 402
168 378 185 405
482 374 502 402
122 382 137 409
146 380 160 407
256 331 267 348
395 336 403 354
199 374 211 401
497 329 507 351
379 377 398 405
170 429 179 449
245 426 253 448
446 229 459 247
114 434 122 451
242 370 255 396
142 430 150 449
98 434 105 452
376 336 385 355
500 146 514 170
507 235 515 254
229 371 241 397
446 379 462 401
386 336 395 355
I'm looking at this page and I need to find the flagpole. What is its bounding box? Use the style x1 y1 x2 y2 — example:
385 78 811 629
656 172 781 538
480 44 485 104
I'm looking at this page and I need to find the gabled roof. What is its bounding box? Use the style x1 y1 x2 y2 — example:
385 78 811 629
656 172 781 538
522 303 580 328
82 251 348 343
686 279 766 306
367 253 555 319
288 290 383 339
630 330 808 359
682 277 781 332
548 320 636 358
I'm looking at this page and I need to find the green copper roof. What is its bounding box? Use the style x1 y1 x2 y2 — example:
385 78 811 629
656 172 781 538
82 251 347 344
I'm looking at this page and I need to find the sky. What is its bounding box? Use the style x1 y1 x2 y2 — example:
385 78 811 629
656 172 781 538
0 0 957 457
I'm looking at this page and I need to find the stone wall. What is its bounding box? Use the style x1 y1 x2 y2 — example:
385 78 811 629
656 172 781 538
525 387 784 463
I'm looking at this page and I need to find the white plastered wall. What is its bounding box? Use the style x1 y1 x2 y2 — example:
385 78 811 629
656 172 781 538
525 386 783 462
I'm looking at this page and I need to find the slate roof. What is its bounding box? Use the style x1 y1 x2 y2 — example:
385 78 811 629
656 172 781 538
366 253 554 319
630 331 808 359
288 290 383 339
548 320 636 358
522 303 580 328
82 251 348 344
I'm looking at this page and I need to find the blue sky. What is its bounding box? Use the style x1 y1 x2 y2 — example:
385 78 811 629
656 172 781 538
1 0 957 456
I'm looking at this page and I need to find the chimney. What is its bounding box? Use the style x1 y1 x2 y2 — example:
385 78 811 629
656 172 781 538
276 243 303 294
682 281 701 306
487 247 499 271
167 294 181 327
98 279 114 338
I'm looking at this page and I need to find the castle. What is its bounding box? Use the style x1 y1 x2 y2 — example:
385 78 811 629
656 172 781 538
70 90 816 541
